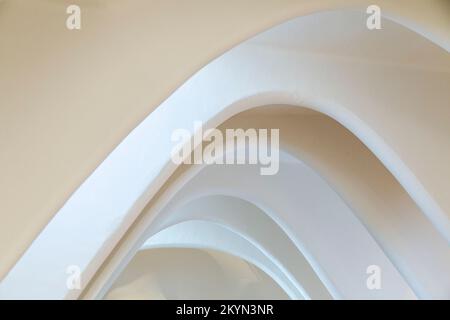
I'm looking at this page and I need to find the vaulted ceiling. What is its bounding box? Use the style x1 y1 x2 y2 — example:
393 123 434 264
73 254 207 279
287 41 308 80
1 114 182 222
0 0 449 299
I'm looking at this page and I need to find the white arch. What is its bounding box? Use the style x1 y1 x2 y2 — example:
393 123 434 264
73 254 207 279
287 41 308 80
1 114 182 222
94 195 332 300
139 220 302 299
83 110 450 299
1 9 448 299
105 246 290 300
85 150 415 300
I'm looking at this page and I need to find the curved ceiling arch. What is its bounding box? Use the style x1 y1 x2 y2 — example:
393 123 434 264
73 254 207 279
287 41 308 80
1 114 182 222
104 246 290 300
82 149 415 300
1 0 449 285
1 7 448 300
81 109 450 299
92 194 333 300
139 220 302 299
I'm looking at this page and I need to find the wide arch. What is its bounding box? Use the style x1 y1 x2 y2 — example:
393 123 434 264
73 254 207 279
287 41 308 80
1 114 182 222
1 8 448 299
82 149 415 300
104 246 290 300
138 220 302 299
93 194 334 300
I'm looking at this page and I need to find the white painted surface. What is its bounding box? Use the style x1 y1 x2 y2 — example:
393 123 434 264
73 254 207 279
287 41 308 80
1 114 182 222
1 9 448 299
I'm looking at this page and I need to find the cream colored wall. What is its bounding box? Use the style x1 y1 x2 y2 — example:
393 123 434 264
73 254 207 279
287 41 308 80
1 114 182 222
0 0 449 280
